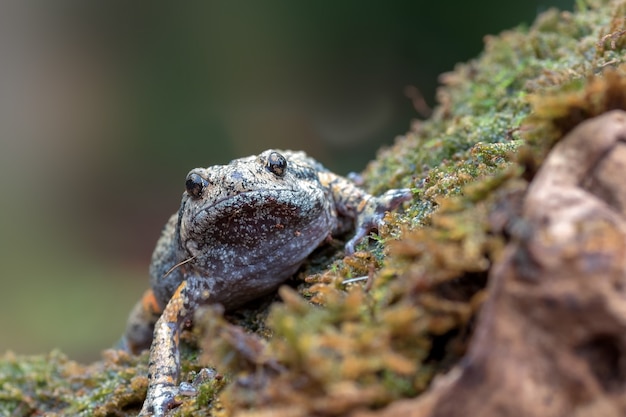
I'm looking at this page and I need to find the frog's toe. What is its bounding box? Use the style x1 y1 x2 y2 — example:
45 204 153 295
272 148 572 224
345 188 413 253
377 188 413 212
178 367 218 397
139 384 178 417
344 227 370 254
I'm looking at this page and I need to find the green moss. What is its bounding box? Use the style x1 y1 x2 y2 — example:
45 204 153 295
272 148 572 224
0 349 149 416
5 1 626 416
364 0 624 209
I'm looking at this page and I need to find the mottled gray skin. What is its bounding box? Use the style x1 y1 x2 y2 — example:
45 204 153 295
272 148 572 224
126 149 413 416
151 150 338 311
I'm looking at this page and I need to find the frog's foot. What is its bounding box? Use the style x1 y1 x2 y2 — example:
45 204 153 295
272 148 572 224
345 188 413 254
178 368 218 397
139 368 217 415
139 383 178 417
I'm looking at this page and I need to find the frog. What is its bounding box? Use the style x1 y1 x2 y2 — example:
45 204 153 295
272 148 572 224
120 149 413 416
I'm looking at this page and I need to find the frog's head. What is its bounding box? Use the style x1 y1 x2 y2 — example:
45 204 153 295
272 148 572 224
176 150 334 275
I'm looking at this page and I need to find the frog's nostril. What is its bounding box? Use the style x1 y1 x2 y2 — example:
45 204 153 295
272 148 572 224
185 172 208 198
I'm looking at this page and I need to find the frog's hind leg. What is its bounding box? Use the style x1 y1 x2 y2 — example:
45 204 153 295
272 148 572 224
119 289 163 354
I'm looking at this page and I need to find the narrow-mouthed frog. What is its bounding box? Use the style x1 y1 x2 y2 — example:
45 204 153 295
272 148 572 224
121 149 412 416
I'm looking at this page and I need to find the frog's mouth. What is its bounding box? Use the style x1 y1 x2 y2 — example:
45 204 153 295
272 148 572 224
183 188 332 261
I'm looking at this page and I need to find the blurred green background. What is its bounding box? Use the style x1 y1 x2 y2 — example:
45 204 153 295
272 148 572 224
0 1 572 362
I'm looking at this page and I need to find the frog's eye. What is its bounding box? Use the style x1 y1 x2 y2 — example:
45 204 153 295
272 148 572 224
185 172 208 199
266 151 287 177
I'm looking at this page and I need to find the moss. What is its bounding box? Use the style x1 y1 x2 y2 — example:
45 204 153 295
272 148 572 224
0 349 149 416
5 1 626 416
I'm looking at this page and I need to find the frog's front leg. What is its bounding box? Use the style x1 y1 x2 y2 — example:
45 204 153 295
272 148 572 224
319 172 412 254
139 277 211 417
